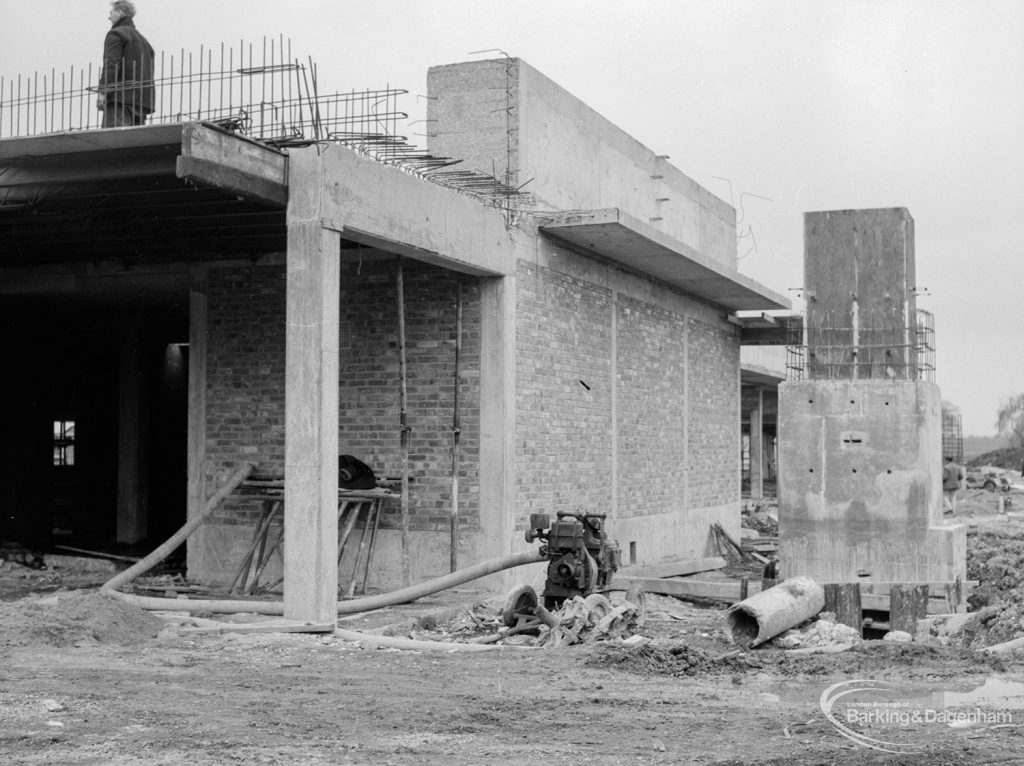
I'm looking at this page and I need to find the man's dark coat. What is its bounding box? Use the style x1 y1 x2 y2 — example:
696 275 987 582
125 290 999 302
100 16 155 113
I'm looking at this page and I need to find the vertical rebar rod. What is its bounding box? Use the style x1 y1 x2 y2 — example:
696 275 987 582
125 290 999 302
449 276 463 573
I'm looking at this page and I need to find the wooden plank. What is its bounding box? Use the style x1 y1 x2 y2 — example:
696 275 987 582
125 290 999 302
614 576 762 602
890 584 931 634
859 581 977 598
824 583 862 633
179 620 335 635
620 556 727 579
861 593 956 615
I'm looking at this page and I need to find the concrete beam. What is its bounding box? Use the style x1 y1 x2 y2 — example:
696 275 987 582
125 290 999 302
178 123 288 206
283 149 340 625
312 143 513 276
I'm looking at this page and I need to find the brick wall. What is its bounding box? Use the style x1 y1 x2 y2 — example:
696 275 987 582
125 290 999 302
616 295 687 518
515 260 614 527
202 260 480 533
515 259 739 533
205 264 287 525
687 318 740 507
200 256 739 573
337 260 480 533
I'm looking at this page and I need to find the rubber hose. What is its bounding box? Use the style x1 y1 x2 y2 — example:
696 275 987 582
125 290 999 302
332 627 536 653
102 463 254 592
110 547 546 616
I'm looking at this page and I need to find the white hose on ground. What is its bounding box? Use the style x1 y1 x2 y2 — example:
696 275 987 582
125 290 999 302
332 627 535 652
110 547 546 616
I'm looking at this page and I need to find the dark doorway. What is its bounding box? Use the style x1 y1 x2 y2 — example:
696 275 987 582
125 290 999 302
0 301 188 552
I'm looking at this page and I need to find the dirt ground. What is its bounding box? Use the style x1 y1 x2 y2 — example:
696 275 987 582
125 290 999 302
3 493 1024 765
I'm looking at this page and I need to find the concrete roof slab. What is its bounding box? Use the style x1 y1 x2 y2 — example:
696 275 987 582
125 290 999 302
538 208 790 312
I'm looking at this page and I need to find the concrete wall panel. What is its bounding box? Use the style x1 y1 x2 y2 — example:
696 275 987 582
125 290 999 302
428 59 737 268
778 379 964 583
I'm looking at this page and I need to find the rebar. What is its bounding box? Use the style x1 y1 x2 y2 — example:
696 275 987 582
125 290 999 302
1 38 536 211
786 308 937 382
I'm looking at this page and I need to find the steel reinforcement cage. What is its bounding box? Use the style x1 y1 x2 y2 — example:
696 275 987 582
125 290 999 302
785 308 937 383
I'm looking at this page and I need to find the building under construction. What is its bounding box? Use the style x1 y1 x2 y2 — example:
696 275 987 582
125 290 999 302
0 43 791 624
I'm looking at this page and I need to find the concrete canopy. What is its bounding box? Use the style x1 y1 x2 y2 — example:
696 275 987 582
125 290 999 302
538 207 790 312
0 123 288 266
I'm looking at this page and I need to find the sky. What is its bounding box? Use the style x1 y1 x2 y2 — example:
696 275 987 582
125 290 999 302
1 1 1022 436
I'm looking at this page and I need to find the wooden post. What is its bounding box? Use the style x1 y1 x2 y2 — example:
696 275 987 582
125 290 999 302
397 258 411 587
890 584 930 635
824 583 862 633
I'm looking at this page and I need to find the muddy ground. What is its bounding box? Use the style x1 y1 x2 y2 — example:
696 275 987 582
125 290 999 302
2 492 1024 765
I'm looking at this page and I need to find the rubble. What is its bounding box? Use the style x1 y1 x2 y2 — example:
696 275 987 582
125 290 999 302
771 612 863 650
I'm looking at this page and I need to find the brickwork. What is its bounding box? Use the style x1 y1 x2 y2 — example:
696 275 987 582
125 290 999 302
615 296 687 518
337 260 480 533
686 318 740 506
200 256 739 577
205 264 287 524
202 261 480 534
515 260 615 526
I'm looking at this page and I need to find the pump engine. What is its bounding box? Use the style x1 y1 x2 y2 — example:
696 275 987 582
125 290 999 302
525 511 620 608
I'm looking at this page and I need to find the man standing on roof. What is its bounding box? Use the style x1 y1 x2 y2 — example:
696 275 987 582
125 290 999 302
96 1 155 127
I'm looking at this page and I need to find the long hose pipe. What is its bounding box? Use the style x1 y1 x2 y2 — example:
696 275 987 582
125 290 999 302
100 462 546 651
109 547 546 616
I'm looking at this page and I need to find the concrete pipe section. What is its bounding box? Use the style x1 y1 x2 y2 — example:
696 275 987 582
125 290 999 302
725 576 825 648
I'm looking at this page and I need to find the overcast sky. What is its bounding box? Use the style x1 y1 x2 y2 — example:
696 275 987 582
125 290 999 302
2 1 1021 436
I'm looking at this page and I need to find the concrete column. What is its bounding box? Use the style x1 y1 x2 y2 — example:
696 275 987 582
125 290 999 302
116 314 148 544
186 276 208 575
284 148 340 625
750 387 764 499
479 274 516 568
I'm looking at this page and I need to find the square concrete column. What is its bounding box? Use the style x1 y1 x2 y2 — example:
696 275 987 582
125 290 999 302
117 314 149 544
749 387 763 500
186 279 208 576
284 148 340 625
478 275 516 566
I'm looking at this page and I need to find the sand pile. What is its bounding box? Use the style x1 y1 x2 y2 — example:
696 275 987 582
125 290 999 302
0 589 163 648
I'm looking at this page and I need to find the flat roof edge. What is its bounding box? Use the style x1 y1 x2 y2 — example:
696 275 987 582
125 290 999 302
538 207 791 311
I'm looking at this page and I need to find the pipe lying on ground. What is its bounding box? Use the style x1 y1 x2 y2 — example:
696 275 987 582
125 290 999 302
332 627 535 653
725 576 825 648
102 463 254 592
110 547 546 616
983 635 1024 655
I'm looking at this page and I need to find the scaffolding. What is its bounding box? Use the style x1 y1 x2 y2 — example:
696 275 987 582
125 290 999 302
942 409 963 464
785 308 937 383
